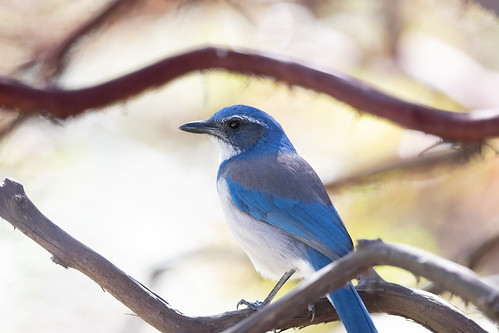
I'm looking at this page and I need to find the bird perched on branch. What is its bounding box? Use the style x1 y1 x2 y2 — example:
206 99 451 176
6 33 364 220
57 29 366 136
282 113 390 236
179 105 377 333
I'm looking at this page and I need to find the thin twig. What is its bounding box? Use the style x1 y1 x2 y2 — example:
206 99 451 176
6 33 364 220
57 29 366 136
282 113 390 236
462 232 499 271
13 0 141 80
424 230 499 296
325 141 486 191
0 113 30 139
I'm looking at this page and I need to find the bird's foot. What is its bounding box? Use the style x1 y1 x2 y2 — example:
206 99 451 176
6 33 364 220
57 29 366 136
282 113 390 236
236 269 296 311
308 303 316 322
237 299 264 310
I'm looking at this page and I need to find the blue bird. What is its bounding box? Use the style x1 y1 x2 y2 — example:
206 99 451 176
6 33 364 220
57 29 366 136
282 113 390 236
179 105 377 333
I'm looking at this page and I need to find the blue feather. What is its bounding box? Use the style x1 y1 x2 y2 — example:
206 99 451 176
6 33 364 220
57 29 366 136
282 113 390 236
180 105 377 332
226 178 353 264
308 249 378 333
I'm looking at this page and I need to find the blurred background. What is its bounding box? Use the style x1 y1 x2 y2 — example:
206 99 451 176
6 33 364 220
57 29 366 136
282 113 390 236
1 0 499 332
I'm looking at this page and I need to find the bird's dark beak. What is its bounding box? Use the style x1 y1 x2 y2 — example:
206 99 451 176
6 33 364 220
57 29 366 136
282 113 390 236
179 120 218 135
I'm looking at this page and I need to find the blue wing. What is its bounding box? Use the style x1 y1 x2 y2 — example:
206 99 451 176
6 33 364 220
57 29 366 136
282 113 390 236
226 178 353 260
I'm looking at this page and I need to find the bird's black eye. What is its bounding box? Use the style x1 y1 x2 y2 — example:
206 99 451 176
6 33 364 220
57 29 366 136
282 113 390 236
228 118 241 130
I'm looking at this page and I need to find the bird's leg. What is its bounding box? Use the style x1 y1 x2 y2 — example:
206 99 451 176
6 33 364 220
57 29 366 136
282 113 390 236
237 269 296 310
308 303 316 322
261 269 296 306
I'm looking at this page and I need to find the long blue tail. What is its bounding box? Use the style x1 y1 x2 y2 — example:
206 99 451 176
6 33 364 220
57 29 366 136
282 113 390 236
327 282 377 333
308 248 377 333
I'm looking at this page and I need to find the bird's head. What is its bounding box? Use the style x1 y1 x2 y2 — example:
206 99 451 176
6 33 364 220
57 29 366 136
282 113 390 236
179 105 295 161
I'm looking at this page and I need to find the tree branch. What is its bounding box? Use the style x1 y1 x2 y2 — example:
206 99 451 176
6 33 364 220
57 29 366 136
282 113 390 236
12 0 141 80
462 232 499 271
424 231 499 296
225 239 498 332
1 47 499 141
0 178 495 332
325 141 485 191
239 280 488 333
0 178 196 332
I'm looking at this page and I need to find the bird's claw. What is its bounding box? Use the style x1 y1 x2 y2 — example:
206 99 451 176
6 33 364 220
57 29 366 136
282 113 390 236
308 303 316 322
237 299 264 310
236 270 296 311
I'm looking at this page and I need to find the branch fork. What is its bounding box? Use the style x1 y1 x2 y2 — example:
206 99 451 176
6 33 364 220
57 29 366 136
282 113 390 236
0 178 496 332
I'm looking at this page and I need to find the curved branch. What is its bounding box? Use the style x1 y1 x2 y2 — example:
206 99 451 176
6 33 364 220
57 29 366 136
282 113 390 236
13 0 141 80
1 47 499 141
425 231 499 296
325 142 484 191
252 281 487 333
0 178 494 332
227 239 499 332
462 232 499 270
0 178 193 332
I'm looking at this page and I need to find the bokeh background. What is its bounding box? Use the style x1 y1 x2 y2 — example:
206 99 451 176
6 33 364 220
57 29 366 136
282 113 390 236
1 0 499 332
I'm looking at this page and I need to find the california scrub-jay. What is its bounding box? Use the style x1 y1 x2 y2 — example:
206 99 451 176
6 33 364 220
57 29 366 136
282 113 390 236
179 105 377 332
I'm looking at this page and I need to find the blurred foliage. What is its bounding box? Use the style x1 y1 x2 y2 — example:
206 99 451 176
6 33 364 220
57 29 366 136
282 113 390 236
0 0 498 332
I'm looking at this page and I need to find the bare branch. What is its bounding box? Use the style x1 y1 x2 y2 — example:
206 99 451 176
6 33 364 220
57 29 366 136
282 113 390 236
225 239 499 332
43 0 140 78
325 141 485 191
1 1 145 140
473 0 499 16
462 232 499 271
425 231 499 296
0 178 494 332
1 47 499 141
247 281 488 333
13 0 141 80
0 113 29 139
0 178 199 332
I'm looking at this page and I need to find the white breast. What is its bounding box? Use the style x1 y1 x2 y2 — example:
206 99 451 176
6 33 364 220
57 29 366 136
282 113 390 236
217 179 315 279
210 136 241 162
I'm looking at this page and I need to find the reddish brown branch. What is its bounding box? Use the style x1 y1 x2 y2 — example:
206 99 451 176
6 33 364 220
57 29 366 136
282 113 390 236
1 47 499 141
